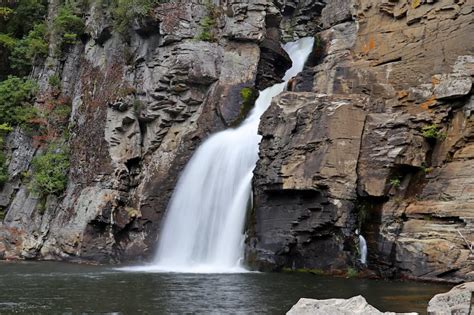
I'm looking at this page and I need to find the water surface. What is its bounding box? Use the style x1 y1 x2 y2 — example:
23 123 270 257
0 261 451 314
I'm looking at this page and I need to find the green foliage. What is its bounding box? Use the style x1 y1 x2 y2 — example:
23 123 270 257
31 144 70 196
48 74 61 89
195 1 218 42
112 0 169 37
0 7 14 21
3 0 48 38
0 123 13 134
390 177 401 188
0 123 13 186
346 267 358 278
9 23 49 75
0 76 38 126
52 102 71 121
53 4 85 51
422 124 446 141
0 34 17 49
0 0 48 76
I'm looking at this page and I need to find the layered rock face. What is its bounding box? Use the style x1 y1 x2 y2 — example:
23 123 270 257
0 0 291 262
247 0 474 282
0 0 472 283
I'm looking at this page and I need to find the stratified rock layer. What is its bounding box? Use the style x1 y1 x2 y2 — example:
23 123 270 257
247 0 474 282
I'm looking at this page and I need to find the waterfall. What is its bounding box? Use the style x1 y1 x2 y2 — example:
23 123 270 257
123 37 314 273
359 234 368 265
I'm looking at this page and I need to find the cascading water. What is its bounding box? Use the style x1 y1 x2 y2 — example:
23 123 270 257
356 230 368 265
124 37 314 273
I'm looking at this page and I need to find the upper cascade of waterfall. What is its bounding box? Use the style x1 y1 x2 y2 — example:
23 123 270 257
120 37 315 273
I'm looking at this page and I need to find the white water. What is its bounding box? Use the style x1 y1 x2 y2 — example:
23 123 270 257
122 37 314 273
359 235 368 265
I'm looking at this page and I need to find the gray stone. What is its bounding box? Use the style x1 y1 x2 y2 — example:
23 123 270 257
427 282 474 315
435 74 472 100
286 296 417 315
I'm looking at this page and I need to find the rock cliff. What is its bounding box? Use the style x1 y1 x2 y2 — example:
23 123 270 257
0 0 472 283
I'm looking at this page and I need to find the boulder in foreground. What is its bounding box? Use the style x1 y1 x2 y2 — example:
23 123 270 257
286 296 417 315
427 282 474 315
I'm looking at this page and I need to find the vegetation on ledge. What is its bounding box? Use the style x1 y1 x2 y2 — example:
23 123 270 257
31 143 70 196
0 76 38 126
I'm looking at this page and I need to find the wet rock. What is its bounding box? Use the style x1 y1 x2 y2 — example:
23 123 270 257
276 0 326 41
427 282 474 315
287 296 416 315
256 38 292 90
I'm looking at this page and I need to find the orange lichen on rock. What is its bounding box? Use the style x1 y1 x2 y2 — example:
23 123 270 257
398 90 409 99
420 96 436 110
431 76 440 86
362 35 376 54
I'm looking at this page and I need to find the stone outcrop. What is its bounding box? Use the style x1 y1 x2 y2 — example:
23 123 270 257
427 282 474 315
248 93 366 270
247 0 474 282
286 296 416 315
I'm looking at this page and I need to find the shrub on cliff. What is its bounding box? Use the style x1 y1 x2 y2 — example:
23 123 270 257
31 144 70 196
0 76 38 126
195 0 218 42
0 123 13 186
9 23 49 75
112 0 169 36
53 4 85 51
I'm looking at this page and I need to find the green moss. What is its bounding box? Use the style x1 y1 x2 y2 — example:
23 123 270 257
230 87 258 127
346 267 358 278
31 144 70 196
